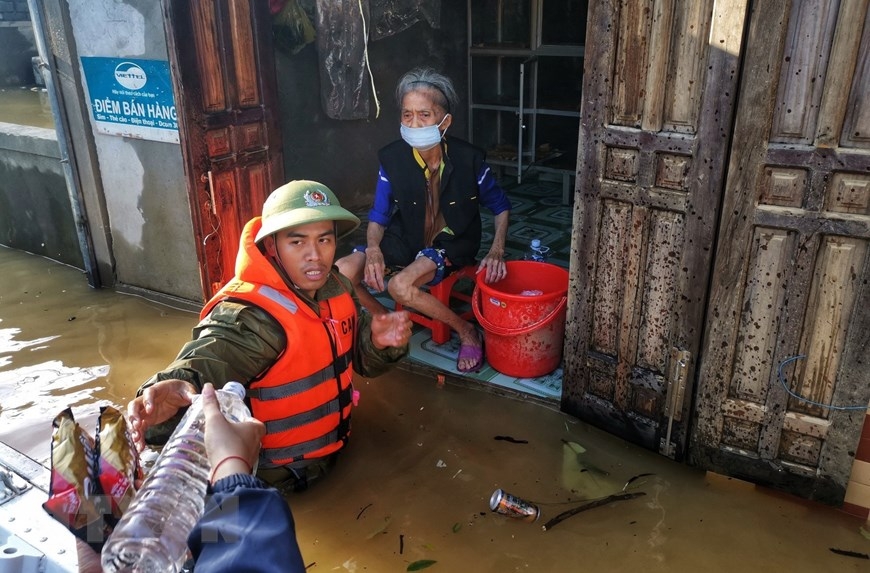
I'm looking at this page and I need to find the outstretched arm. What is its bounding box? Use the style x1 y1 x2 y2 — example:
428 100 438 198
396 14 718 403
126 379 197 451
188 384 306 572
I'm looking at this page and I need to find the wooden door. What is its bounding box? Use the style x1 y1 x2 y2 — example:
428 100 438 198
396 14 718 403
163 0 283 299
562 0 748 459
691 0 870 505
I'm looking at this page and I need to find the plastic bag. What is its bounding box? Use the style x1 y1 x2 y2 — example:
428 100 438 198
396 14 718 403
370 0 441 40
273 0 316 56
42 406 142 551
42 408 109 550
315 0 370 119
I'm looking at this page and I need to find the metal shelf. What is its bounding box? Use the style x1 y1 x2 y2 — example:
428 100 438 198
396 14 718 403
467 0 583 200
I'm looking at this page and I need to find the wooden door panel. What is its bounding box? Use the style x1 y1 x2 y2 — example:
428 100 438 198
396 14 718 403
692 0 870 505
563 0 747 459
164 0 283 299
211 168 241 282
228 0 259 107
191 0 225 111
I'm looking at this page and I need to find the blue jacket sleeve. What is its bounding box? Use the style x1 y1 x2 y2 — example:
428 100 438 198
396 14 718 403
367 164 394 226
477 162 511 215
188 474 306 572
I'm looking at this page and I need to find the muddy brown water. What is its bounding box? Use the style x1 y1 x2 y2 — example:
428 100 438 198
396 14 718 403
0 245 866 572
0 87 54 129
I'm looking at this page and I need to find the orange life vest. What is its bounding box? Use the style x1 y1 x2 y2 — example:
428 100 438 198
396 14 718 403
201 218 357 467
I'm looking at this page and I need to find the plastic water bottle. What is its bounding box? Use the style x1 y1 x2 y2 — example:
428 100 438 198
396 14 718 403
101 381 252 573
523 238 550 263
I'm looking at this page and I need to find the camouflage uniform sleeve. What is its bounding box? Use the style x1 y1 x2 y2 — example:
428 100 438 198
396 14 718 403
333 271 409 377
138 301 285 444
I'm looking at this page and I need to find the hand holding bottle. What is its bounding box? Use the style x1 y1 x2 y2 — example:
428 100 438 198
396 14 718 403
200 383 264 483
102 381 255 572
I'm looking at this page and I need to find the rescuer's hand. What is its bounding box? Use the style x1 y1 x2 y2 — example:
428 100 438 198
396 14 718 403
126 378 197 451
370 310 412 349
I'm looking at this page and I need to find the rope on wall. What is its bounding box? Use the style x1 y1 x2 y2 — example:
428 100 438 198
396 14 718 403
358 0 380 118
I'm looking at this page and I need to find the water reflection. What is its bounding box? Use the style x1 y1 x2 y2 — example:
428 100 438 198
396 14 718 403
0 246 197 466
0 246 867 572
0 357 107 463
0 86 54 129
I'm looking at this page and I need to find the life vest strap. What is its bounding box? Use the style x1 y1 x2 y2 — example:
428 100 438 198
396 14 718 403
262 418 350 464
264 385 353 435
249 351 352 401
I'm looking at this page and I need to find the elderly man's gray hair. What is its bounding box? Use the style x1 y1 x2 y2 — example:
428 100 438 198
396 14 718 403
395 68 458 113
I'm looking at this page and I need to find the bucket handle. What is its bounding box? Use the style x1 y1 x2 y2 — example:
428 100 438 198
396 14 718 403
472 286 567 337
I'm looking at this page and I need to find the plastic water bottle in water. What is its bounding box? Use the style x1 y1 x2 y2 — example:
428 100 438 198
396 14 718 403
101 381 252 573
523 238 550 262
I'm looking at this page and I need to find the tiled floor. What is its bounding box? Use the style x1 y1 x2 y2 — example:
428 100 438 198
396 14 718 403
345 176 572 402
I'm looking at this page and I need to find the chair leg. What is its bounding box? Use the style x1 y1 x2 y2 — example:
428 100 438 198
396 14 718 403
392 267 477 345
430 320 452 345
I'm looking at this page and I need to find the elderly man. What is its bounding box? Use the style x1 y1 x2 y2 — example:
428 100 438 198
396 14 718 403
336 68 511 373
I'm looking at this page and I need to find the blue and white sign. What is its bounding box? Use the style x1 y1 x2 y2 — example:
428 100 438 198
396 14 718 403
80 57 179 144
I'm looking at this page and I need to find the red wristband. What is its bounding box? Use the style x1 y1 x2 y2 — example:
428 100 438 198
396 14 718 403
209 455 252 483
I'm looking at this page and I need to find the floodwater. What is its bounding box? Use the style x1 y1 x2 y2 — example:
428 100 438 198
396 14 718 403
0 245 867 572
0 86 54 129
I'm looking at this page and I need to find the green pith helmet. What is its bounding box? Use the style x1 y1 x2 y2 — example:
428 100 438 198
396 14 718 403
255 180 361 243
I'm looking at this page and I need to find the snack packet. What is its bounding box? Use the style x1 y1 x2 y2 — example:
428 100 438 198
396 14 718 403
95 405 142 521
42 407 110 549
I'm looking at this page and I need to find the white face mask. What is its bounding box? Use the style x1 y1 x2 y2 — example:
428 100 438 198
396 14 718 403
400 114 450 151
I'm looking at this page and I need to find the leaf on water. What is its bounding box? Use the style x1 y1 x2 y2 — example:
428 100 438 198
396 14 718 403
452 522 462 533
561 439 587 454
407 559 437 571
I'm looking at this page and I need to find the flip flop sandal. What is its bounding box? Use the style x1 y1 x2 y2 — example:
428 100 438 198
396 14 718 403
457 337 485 373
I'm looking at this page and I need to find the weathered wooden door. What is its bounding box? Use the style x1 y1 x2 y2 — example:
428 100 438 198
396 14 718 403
562 0 748 459
163 0 283 299
691 0 870 505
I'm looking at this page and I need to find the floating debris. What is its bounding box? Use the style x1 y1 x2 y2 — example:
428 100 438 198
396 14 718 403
541 491 646 531
494 435 528 444
407 559 437 571
490 488 540 522
356 503 372 519
829 548 869 560
561 439 586 454
622 473 654 491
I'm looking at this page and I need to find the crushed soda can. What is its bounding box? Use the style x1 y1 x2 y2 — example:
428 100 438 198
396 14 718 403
490 488 540 522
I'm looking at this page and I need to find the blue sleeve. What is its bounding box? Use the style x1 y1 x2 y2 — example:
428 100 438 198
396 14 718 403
477 162 511 215
188 474 306 573
367 165 394 226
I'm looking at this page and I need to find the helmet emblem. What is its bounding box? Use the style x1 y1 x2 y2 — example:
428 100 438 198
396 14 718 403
304 189 330 207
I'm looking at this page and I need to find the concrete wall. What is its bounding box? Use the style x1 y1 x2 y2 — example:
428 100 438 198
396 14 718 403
0 1 37 87
66 0 201 302
0 122 82 267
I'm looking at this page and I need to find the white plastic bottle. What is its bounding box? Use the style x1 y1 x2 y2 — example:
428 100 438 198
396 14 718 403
101 381 252 573
523 238 550 262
